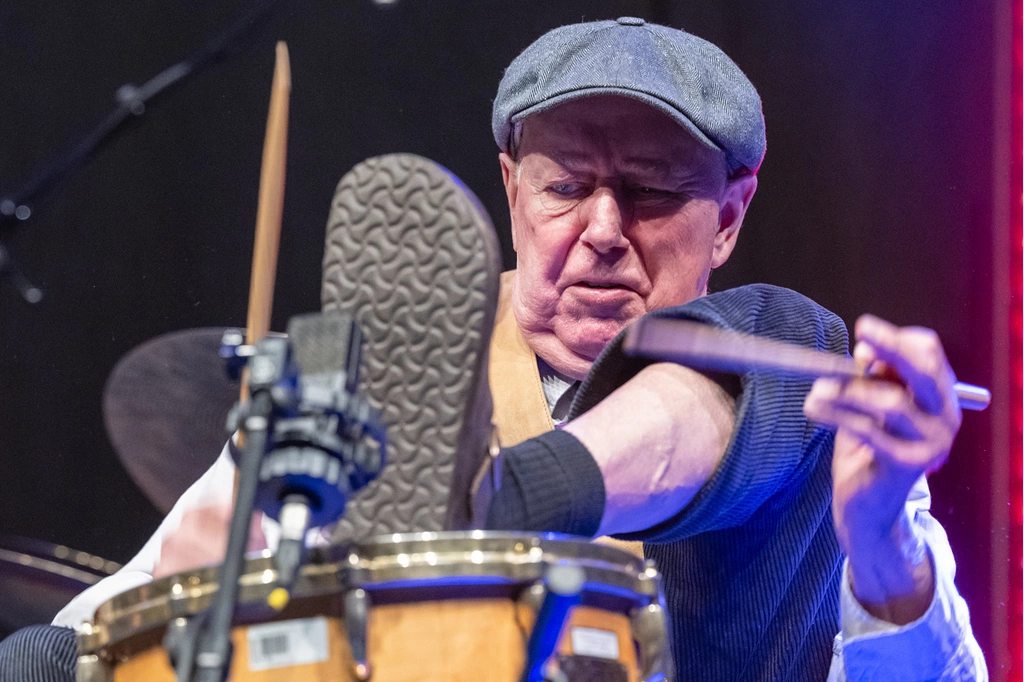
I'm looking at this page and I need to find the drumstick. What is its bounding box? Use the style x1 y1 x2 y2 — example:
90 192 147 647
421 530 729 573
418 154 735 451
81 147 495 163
240 41 290 404
235 43 289 484
622 317 991 411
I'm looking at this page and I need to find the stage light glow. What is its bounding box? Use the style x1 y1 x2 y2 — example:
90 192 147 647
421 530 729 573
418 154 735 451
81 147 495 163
1009 0 1023 678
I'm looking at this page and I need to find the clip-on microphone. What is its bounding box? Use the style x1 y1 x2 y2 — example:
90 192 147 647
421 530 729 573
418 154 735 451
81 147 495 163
167 311 385 682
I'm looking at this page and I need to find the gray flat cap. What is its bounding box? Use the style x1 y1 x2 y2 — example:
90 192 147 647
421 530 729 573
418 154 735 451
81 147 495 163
492 17 766 175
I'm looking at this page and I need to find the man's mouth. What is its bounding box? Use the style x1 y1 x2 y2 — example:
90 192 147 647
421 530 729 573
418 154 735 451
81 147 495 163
579 281 630 290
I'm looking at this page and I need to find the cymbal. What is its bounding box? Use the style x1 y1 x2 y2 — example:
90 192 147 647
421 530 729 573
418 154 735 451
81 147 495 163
0 535 119 637
103 328 238 513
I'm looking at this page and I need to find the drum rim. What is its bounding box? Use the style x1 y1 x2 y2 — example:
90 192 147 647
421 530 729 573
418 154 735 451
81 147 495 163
0 534 121 579
324 530 648 567
79 531 661 653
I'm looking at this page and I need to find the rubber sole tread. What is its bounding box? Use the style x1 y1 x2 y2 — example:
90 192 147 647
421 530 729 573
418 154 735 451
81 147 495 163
321 154 500 541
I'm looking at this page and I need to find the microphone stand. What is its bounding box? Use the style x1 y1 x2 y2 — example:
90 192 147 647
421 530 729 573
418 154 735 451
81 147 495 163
0 0 286 304
174 391 273 682
166 323 287 682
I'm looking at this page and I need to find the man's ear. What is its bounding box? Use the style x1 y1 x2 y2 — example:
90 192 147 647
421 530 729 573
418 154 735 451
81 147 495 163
499 152 520 252
711 174 758 269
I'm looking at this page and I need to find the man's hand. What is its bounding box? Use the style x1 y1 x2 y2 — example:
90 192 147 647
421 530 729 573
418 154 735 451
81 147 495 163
152 505 267 579
803 314 962 625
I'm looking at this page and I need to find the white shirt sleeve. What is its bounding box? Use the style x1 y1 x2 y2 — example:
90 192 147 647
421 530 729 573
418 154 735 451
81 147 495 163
50 439 339 628
52 443 241 628
826 476 988 682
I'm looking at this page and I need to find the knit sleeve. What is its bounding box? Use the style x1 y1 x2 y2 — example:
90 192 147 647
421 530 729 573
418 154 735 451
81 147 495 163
568 283 849 543
485 428 606 537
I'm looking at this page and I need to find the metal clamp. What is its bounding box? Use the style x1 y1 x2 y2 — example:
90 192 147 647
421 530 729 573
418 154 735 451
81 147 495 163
469 424 503 528
631 599 673 682
345 587 372 680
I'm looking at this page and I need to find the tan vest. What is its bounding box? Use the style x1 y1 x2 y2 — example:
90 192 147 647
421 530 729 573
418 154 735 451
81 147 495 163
488 271 554 447
486 271 643 558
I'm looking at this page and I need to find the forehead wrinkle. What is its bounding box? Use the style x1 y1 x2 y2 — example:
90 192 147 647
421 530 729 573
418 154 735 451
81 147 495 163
547 149 597 171
521 104 727 188
620 156 673 177
548 121 616 171
562 117 700 177
546 149 711 190
544 147 678 177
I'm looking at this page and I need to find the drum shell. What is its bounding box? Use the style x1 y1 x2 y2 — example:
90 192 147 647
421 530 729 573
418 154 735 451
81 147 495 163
76 532 671 682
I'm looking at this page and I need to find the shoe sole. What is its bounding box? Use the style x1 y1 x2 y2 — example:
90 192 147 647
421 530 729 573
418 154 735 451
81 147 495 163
321 153 501 540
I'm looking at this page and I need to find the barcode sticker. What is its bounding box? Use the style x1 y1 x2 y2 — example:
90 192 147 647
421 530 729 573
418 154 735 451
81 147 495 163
246 617 330 671
570 626 620 660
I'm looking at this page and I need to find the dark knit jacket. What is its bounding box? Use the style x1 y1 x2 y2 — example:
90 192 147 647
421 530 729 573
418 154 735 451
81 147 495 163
487 284 850 682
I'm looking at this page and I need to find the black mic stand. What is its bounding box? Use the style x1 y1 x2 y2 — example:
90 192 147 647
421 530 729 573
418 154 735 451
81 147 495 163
167 348 279 682
0 0 286 304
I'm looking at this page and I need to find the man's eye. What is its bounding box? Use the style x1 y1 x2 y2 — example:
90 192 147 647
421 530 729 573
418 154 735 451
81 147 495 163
631 186 685 202
549 183 583 197
633 186 667 196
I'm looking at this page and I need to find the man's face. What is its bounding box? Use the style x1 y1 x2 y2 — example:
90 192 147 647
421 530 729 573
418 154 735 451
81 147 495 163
500 95 756 378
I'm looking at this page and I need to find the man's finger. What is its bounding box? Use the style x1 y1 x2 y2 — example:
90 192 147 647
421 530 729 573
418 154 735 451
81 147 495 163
827 377 930 440
805 398 877 437
804 378 874 433
854 315 953 415
806 374 957 443
805 395 950 472
806 372 948 435
852 341 877 371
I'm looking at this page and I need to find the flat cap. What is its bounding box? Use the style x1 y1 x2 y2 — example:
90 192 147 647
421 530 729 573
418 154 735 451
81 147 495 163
492 17 766 175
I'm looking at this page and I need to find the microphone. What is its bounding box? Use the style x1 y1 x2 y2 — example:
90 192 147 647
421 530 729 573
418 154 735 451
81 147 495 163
222 312 386 608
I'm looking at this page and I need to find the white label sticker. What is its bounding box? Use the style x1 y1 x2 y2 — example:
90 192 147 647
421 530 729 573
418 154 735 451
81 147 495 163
246 617 330 671
570 626 620 660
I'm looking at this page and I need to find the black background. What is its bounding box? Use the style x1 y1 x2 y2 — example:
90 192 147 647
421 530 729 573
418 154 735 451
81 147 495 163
0 0 1003 663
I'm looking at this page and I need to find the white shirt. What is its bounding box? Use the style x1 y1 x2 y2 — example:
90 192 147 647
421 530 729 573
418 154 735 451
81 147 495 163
830 476 987 681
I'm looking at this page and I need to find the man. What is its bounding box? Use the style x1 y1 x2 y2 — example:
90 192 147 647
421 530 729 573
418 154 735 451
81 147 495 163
478 21 983 679
8 17 983 682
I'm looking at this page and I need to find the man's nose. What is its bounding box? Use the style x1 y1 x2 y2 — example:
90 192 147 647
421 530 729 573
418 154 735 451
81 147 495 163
579 188 630 254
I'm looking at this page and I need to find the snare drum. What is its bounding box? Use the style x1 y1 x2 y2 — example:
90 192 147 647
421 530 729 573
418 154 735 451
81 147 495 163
76 532 672 682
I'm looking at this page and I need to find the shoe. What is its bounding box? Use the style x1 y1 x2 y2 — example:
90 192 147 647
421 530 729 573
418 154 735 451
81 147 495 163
321 154 501 539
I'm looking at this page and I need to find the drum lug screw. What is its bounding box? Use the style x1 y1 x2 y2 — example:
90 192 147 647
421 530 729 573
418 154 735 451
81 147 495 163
354 661 373 681
542 660 568 682
75 653 113 682
519 581 546 612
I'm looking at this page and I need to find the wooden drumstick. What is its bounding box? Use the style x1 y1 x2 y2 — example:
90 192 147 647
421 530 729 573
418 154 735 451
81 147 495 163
622 317 991 411
235 43 289 465
241 41 291 403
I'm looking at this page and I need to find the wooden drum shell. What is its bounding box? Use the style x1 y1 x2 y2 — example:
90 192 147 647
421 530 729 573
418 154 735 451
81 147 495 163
77 532 669 682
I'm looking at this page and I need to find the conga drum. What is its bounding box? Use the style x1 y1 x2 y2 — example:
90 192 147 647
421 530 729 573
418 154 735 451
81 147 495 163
76 532 672 681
